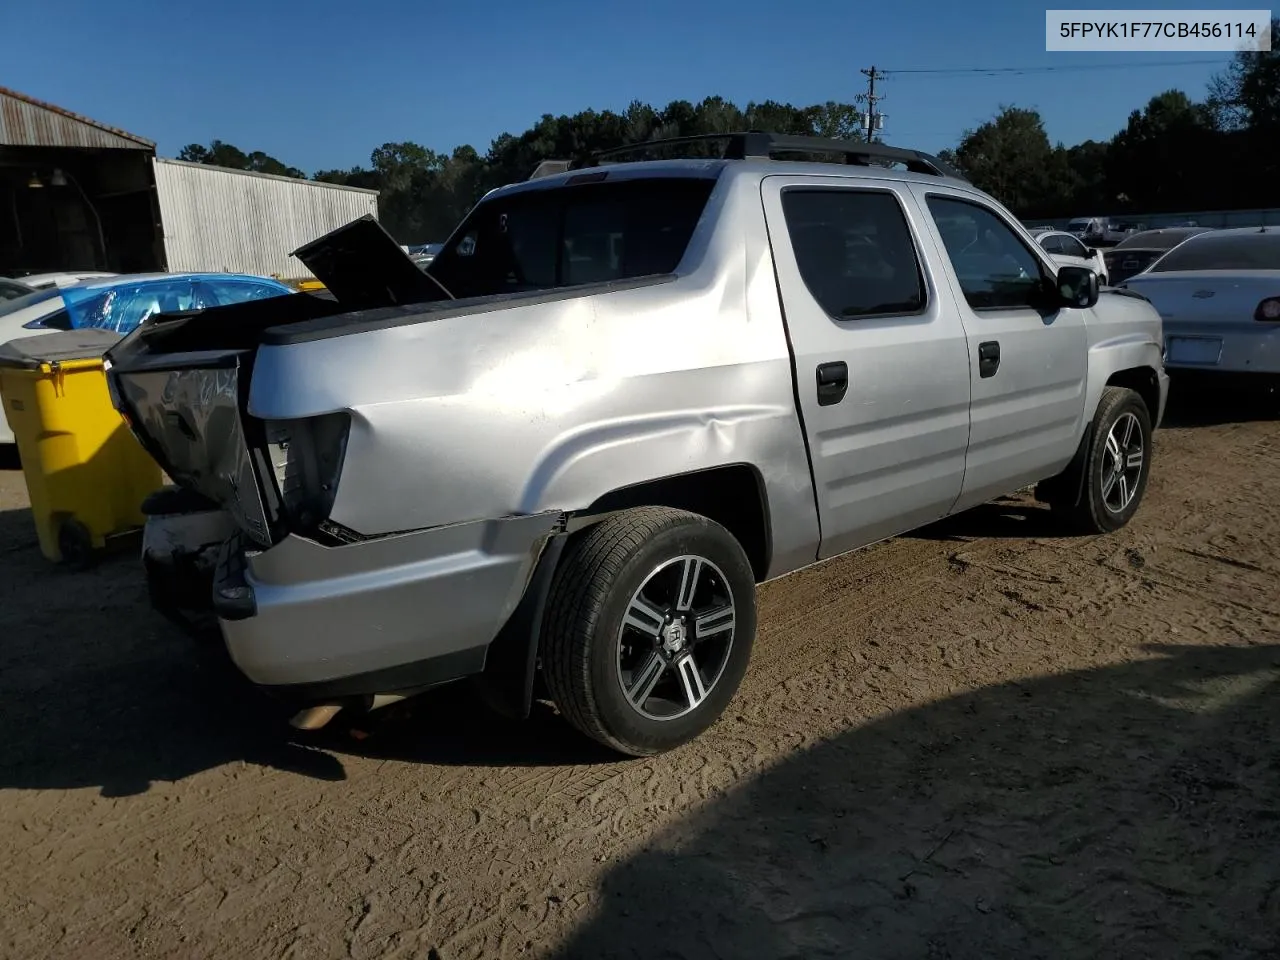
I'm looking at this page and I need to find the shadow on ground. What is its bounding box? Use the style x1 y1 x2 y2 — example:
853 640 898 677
908 495 1075 543
554 642 1280 959
1162 376 1280 429
0 507 613 798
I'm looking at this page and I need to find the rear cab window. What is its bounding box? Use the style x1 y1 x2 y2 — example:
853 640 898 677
780 188 927 319
428 177 716 300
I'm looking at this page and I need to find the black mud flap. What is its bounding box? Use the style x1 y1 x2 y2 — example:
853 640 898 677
472 533 568 721
1036 423 1094 508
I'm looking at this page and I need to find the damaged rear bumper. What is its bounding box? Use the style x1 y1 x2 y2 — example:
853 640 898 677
207 511 563 702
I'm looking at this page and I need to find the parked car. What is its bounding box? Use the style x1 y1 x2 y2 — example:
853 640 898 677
1104 227 1212 285
1065 217 1136 247
0 278 35 301
1029 229 1110 284
1118 226 1280 386
13 270 119 290
0 273 293 444
105 133 1167 757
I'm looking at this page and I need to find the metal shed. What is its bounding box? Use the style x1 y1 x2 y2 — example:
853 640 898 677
0 86 162 275
151 159 380 280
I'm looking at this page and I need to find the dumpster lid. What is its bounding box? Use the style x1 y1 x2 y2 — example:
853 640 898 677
0 329 123 370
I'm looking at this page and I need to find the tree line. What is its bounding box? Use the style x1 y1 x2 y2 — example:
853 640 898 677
178 27 1279 242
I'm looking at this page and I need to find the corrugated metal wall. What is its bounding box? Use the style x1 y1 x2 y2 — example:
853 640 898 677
152 158 380 279
0 86 154 150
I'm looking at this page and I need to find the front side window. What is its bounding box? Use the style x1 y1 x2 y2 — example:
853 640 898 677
1059 235 1090 258
1037 235 1063 255
781 188 927 319
429 177 715 300
927 196 1047 310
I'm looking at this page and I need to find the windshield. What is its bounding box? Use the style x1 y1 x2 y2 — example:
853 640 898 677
0 287 63 318
428 177 716 300
1149 233 1280 272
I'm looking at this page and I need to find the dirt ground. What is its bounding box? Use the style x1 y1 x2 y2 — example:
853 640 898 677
2 392 1279 960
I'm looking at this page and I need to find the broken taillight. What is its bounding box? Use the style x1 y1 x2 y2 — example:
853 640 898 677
261 412 350 539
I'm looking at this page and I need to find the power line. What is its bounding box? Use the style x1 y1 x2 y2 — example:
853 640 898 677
886 58 1228 76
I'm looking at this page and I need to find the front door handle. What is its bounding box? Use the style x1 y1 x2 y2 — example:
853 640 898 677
816 361 849 406
978 341 1000 378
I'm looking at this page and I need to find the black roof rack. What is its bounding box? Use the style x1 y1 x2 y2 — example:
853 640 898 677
560 131 966 181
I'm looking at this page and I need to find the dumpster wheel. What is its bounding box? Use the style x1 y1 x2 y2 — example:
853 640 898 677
57 518 96 570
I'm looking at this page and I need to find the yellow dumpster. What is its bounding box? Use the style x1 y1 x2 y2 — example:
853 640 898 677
0 329 164 567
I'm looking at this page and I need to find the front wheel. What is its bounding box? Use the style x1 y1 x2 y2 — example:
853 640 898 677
541 507 757 756
1059 386 1153 534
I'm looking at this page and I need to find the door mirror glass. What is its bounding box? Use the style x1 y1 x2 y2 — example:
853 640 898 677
1057 265 1099 308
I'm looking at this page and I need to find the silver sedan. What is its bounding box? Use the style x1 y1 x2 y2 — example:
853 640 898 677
1120 227 1280 384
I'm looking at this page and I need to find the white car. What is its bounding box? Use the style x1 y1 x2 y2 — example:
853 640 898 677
17 271 118 290
0 288 72 443
1119 227 1280 386
1029 229 1111 285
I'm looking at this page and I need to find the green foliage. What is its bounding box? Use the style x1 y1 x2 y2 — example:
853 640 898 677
176 139 306 179
179 56 1280 238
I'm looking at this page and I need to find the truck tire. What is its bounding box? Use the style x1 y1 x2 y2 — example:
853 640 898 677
1059 386 1153 534
542 507 756 756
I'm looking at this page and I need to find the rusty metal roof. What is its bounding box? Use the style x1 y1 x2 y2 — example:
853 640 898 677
0 86 154 151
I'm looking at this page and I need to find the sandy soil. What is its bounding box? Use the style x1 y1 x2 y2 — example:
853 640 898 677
1 394 1279 960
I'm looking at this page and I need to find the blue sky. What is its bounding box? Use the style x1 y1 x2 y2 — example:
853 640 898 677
3 0 1232 174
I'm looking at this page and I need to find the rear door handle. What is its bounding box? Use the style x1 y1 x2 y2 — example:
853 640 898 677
978 341 1000 379
816 361 849 406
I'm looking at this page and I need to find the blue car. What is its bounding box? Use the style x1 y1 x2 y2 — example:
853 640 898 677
63 273 294 335
1 272 294 340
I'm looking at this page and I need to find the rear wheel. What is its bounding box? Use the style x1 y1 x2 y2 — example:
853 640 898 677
541 507 756 756
1055 386 1153 534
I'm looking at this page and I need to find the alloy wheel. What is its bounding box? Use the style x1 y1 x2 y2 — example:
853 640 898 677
615 555 736 721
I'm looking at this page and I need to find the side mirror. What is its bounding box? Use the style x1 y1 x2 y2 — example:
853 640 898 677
1086 248 1099 258
1057 265 1099 309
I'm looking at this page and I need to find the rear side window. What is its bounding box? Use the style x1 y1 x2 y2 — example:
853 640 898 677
0 287 61 318
429 177 715 299
781 189 926 319
1150 233 1280 272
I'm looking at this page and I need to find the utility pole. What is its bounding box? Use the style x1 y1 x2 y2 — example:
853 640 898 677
858 66 887 142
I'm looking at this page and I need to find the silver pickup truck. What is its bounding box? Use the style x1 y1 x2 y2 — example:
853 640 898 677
105 133 1168 757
